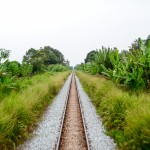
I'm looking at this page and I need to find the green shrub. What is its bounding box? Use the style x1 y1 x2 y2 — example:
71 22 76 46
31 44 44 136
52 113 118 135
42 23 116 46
47 64 70 72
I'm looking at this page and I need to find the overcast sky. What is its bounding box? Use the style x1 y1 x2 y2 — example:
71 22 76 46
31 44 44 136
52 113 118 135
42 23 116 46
0 0 150 66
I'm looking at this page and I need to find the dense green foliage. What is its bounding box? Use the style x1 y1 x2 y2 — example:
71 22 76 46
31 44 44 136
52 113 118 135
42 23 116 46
76 71 150 150
0 47 70 98
6 61 33 77
47 64 71 73
76 36 150 90
0 49 32 95
84 50 97 63
0 71 70 149
23 46 68 73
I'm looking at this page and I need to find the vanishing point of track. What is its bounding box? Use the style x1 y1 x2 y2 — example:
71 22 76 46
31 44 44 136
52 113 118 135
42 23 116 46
56 72 90 150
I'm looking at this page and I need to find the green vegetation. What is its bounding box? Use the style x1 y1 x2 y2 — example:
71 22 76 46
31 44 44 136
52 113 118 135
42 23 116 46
23 46 70 74
75 35 150 149
0 47 70 98
0 46 71 149
0 71 70 149
76 36 150 91
47 64 71 73
76 71 150 150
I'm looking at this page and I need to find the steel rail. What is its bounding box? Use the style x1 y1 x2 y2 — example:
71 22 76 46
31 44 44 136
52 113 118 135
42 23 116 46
55 72 90 150
75 75 90 150
55 73 72 150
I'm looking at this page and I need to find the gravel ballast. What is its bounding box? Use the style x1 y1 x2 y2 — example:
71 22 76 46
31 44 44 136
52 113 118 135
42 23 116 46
17 74 72 150
18 73 116 150
75 76 116 150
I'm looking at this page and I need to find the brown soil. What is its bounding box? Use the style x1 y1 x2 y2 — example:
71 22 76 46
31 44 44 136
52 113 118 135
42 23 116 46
59 73 87 150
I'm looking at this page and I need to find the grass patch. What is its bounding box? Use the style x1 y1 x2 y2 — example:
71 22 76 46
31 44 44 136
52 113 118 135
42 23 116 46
76 71 150 150
0 71 70 149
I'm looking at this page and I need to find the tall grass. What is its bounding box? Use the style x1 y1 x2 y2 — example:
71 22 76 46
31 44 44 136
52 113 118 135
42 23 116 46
0 71 70 149
76 71 150 150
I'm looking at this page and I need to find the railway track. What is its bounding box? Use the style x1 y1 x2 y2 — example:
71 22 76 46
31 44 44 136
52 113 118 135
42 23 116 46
18 72 115 150
56 72 90 150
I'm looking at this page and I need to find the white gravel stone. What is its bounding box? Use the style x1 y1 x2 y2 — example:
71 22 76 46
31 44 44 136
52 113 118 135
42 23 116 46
17 75 72 150
17 74 116 150
75 76 116 150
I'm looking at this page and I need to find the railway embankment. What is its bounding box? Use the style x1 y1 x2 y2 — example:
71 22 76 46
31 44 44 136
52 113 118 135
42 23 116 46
76 71 150 150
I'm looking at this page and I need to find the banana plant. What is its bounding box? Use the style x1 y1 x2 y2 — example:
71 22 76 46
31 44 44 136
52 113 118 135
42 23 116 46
77 36 150 90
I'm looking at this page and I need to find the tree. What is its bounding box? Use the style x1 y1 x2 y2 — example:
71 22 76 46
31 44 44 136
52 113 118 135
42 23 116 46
64 59 70 66
0 49 10 63
23 48 42 73
23 46 66 73
0 49 10 84
43 46 65 64
6 61 20 77
23 48 38 64
20 63 33 77
84 50 97 63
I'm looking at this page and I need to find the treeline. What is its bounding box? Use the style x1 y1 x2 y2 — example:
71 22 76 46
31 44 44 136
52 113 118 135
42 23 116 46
0 46 71 97
76 35 150 90
23 46 70 73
